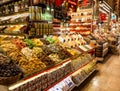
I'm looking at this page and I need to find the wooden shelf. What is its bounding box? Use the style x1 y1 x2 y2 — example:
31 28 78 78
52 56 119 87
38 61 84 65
53 22 61 24
29 20 49 23
75 46 94 53
0 8 29 17
0 33 26 37
96 57 104 62
32 2 46 8
0 22 27 26
71 15 92 18
28 35 44 39
0 0 14 6
69 22 91 25
70 30 91 32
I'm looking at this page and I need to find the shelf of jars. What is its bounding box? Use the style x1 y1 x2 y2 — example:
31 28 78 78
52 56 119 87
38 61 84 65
0 0 54 38
0 8 29 17
69 6 93 36
0 0 18 6
0 0 29 16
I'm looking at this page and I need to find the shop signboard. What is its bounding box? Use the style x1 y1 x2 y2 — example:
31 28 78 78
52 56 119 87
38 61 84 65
99 13 107 21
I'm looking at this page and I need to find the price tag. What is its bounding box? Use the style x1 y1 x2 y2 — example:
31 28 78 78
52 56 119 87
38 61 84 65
53 84 62 91
58 36 64 43
79 45 88 51
58 81 66 91
85 45 92 49
63 77 75 90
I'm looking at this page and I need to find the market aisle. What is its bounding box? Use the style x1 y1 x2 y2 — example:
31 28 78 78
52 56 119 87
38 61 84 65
73 55 120 91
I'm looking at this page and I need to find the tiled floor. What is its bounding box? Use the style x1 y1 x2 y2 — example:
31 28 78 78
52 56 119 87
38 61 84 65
73 55 120 91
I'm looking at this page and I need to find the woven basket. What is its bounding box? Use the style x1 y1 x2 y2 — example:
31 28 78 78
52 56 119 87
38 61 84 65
0 73 21 86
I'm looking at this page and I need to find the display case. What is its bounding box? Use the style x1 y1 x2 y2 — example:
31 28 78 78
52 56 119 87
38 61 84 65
70 8 93 35
0 33 96 91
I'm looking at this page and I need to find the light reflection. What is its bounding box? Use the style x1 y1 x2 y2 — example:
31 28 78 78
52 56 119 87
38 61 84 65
92 78 99 87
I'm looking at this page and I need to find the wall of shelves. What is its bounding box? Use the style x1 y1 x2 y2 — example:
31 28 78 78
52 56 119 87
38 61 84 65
69 6 93 35
0 0 54 37
0 1 98 91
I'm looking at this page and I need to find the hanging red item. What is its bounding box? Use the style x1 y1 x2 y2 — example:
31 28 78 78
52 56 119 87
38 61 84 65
49 0 53 5
68 0 77 5
83 0 89 5
55 0 64 7
100 13 107 21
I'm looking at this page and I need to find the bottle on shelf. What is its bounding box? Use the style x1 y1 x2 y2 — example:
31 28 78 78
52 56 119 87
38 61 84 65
29 6 36 20
18 0 22 11
0 8 1 15
8 4 10 14
3 5 6 14
24 0 29 9
5 5 8 14
14 2 19 12
11 3 14 12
